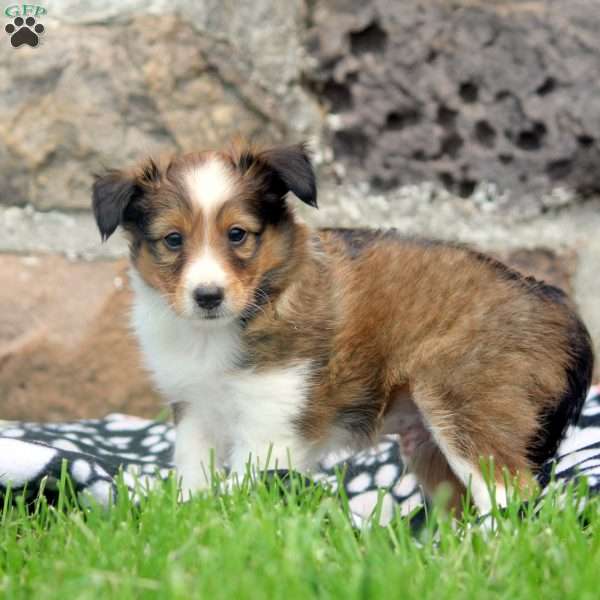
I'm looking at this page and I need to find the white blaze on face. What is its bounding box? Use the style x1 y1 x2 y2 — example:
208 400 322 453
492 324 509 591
182 158 235 315
184 158 235 214
185 250 228 288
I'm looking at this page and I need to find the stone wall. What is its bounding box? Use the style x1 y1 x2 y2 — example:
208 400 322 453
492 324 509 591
0 1 320 210
3 1 600 211
0 0 598 420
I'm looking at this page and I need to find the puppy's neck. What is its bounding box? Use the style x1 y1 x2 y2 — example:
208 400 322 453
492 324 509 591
240 224 335 368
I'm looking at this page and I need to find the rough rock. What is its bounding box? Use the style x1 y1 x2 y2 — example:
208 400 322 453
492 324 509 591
0 255 161 421
0 2 320 210
0 205 127 259
306 0 600 211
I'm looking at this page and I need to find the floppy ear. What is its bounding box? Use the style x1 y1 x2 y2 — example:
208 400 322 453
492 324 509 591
258 143 318 208
92 160 160 241
92 170 137 241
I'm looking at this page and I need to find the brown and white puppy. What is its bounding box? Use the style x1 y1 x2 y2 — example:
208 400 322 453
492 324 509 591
92 141 594 513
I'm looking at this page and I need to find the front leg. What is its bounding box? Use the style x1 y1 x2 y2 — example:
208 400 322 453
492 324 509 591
228 433 315 484
174 406 224 499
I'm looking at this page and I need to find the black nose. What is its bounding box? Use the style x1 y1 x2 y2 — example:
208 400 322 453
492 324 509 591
193 286 224 310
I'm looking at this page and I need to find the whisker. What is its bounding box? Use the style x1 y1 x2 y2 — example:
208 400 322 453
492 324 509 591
253 287 272 306
244 302 268 318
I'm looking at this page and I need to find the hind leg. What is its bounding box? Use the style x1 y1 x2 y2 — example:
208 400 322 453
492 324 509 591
420 426 508 514
386 382 536 514
410 380 537 514
384 388 465 513
409 438 466 513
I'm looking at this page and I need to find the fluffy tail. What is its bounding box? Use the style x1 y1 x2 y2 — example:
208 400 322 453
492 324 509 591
528 314 594 468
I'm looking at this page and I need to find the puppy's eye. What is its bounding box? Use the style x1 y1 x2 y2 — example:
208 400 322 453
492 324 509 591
228 227 247 245
164 232 183 250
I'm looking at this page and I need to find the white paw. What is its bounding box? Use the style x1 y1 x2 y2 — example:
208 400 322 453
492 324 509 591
177 467 212 501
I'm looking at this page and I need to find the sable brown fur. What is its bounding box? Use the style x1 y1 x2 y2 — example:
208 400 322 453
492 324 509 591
239 225 594 508
92 140 594 512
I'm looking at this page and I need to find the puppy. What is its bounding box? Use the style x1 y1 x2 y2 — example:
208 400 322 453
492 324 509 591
92 141 594 513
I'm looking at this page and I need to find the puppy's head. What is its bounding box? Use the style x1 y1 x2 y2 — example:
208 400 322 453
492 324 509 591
92 141 317 323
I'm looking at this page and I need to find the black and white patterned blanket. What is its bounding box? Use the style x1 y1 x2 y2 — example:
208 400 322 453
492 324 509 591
1 385 599 524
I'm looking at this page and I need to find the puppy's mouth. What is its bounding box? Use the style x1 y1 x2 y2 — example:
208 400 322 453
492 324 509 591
199 312 224 321
191 307 236 323
195 310 225 320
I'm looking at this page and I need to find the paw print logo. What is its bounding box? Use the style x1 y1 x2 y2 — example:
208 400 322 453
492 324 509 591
5 16 44 48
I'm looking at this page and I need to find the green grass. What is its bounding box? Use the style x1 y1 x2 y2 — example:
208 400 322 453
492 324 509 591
0 469 598 600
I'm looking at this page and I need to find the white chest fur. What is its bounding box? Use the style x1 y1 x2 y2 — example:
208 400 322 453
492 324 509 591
129 271 314 483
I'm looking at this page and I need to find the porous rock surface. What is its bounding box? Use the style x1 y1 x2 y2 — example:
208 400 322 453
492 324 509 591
306 0 600 210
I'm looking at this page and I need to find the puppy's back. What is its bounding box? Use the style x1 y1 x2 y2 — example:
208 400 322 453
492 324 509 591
319 227 594 469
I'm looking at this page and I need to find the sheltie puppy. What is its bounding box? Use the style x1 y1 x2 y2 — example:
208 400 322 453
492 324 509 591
92 140 593 513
